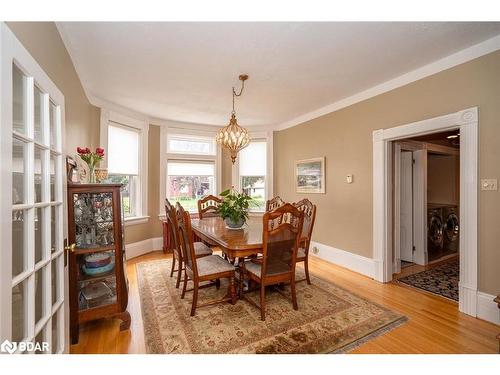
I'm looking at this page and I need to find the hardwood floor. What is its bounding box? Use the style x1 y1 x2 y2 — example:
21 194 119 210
70 251 499 354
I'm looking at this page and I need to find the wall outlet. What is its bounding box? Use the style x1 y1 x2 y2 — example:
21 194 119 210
312 246 319 255
481 179 498 191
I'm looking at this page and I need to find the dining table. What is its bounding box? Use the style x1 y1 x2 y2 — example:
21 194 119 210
191 215 264 261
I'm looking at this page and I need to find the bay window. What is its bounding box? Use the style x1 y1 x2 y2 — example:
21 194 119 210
238 140 267 211
100 110 148 224
160 126 220 213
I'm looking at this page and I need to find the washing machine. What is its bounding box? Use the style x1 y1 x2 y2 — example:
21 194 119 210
427 205 444 261
442 205 459 255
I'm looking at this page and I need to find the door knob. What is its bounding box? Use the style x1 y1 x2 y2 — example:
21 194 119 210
64 243 76 253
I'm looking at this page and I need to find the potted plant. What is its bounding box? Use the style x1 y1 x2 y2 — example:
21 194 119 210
219 188 253 229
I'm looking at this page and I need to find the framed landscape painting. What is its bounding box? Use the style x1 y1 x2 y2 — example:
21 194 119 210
295 157 325 194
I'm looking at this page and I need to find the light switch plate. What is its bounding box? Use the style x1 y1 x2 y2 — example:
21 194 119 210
481 179 498 191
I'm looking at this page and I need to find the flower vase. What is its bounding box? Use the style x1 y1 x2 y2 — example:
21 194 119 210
88 165 96 183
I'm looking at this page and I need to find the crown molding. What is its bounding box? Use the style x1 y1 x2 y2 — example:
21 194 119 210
274 34 500 131
56 22 500 133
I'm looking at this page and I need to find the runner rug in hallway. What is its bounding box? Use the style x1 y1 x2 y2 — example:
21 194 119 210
136 259 407 354
398 259 459 301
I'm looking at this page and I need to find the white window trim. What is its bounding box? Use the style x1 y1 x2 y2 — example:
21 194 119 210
100 109 149 226
232 130 274 213
159 122 222 217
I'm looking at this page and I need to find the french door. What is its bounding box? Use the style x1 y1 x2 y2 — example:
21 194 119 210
0 23 67 354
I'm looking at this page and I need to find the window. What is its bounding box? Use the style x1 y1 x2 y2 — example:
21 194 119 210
161 127 221 213
239 140 267 211
101 111 148 224
167 134 216 156
107 123 140 218
166 161 215 211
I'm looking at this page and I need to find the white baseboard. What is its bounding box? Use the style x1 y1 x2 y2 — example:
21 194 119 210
125 237 163 260
477 292 500 325
310 241 376 279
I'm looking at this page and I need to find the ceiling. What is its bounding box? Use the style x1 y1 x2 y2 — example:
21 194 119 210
56 22 500 128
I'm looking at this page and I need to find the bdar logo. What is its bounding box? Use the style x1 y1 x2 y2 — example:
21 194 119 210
1 339 17 354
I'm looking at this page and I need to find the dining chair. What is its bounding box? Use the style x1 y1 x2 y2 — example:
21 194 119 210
176 202 237 316
265 195 285 212
197 194 223 219
240 203 304 321
165 198 213 288
293 198 317 285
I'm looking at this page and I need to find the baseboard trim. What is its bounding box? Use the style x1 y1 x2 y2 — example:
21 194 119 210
125 237 163 260
477 292 500 325
309 241 375 279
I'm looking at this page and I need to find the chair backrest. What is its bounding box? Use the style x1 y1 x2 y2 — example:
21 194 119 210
261 203 304 280
265 196 285 212
197 195 222 219
176 202 198 276
293 198 317 251
165 198 182 260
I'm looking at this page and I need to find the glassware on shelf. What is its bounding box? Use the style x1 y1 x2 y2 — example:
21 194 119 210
73 192 114 248
78 277 117 310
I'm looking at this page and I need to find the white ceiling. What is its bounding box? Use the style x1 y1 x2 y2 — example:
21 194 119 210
57 22 500 128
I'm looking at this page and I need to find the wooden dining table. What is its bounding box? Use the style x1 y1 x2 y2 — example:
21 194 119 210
191 216 264 261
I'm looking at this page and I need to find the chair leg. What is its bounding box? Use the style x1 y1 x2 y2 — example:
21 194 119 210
170 253 176 277
181 270 188 299
291 277 298 310
229 274 237 305
215 278 221 290
304 257 311 285
260 284 266 321
190 281 199 317
175 259 183 288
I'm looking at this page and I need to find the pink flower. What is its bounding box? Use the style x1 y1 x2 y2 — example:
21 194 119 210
96 147 105 157
77 147 90 155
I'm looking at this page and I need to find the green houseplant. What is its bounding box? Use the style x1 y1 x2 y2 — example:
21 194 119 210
219 188 253 229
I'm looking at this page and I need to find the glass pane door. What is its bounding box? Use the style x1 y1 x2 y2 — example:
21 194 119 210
9 62 64 354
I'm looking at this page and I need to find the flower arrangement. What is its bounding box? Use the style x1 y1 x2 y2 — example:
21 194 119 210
77 147 105 183
219 187 253 229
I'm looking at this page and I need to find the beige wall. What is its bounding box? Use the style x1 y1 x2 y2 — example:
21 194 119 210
7 22 100 153
427 154 460 206
274 50 500 295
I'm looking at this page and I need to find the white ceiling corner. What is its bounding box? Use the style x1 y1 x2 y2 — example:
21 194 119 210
55 22 500 130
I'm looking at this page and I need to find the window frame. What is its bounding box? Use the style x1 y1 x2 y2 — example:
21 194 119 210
159 123 221 215
232 131 274 213
100 110 149 225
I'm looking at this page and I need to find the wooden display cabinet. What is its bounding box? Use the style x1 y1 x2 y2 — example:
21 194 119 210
67 183 130 344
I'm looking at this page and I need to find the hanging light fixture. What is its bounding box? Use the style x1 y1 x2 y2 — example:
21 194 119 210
215 74 250 164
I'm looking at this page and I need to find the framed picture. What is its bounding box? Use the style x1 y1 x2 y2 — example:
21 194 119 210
295 157 325 194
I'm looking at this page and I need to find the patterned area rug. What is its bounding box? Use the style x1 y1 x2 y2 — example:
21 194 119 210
136 259 407 353
398 259 459 301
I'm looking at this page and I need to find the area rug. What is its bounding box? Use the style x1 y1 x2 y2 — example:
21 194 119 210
136 259 407 354
397 259 459 301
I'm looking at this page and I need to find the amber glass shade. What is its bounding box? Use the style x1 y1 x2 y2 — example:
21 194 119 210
215 113 250 164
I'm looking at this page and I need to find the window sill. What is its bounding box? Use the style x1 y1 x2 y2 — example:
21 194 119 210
124 215 150 226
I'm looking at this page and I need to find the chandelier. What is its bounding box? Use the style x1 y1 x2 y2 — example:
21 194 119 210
215 74 250 164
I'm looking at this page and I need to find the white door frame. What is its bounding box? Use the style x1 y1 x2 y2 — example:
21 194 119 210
0 23 68 352
373 107 478 317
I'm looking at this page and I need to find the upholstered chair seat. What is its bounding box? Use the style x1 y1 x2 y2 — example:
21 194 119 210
196 255 235 277
296 247 306 259
243 260 291 279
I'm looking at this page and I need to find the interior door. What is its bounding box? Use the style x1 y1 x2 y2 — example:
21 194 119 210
0 24 66 354
400 151 414 263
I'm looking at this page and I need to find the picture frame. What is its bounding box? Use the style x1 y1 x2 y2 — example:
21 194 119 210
295 157 325 194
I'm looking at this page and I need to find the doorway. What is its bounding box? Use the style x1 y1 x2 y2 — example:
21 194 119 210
372 107 478 317
392 131 460 302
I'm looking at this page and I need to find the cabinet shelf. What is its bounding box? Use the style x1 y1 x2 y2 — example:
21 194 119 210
68 184 130 344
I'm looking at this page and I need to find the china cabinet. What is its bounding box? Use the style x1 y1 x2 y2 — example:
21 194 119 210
67 183 130 344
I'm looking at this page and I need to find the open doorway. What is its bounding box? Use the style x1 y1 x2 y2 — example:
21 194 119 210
392 130 460 302
372 107 478 318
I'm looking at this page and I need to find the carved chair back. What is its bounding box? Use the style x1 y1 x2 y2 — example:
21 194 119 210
265 196 285 212
197 195 223 219
165 198 182 261
261 203 304 280
176 202 198 277
293 198 317 251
